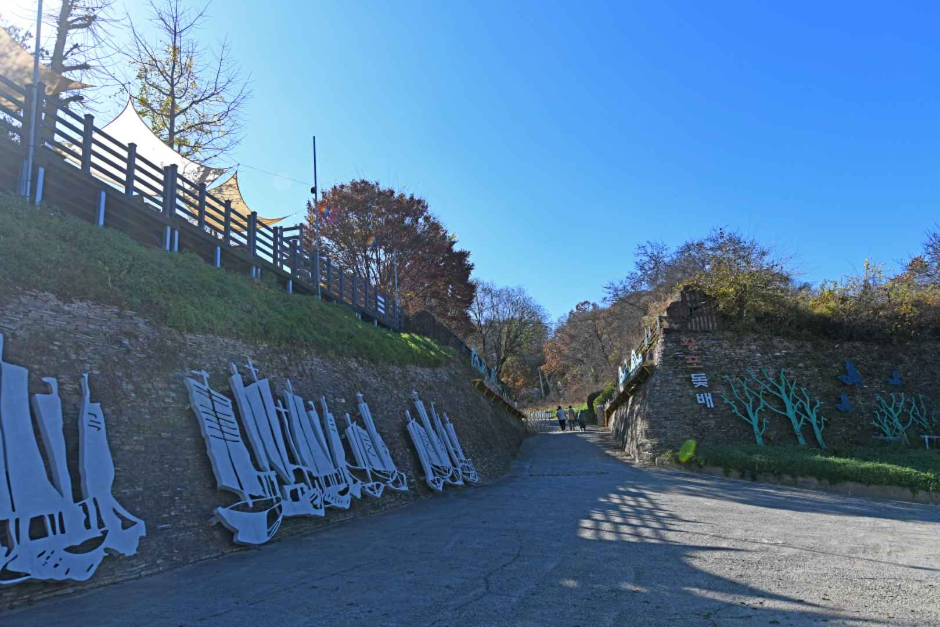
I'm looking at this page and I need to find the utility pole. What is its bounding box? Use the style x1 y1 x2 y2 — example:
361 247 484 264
23 0 43 198
311 136 320 299
393 249 399 303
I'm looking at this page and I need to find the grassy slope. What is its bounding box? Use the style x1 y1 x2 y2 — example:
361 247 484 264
0 193 452 367
682 444 940 494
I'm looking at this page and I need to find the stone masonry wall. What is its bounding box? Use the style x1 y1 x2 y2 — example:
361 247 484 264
0 291 526 608
609 327 940 463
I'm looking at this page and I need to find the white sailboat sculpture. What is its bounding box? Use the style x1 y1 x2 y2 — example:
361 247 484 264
276 379 354 510
185 371 283 546
406 391 462 491
0 335 145 584
229 361 331 515
319 396 381 498
430 403 479 484
344 393 408 494
192 359 418 544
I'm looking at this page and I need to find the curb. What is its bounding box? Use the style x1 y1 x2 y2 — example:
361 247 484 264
657 461 940 506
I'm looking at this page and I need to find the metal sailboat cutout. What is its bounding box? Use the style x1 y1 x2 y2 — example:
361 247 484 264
406 391 462 491
344 393 408 494
190 358 426 544
319 396 377 499
229 362 327 516
430 403 479 484
185 371 283 546
0 334 145 585
277 380 352 510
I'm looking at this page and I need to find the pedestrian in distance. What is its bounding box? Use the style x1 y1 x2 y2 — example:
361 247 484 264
577 410 587 432
556 405 566 431
566 405 576 430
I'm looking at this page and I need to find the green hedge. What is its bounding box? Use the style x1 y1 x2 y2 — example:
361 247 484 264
680 444 940 494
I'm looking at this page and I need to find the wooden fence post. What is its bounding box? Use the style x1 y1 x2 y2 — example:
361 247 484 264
274 227 283 268
248 212 257 256
80 113 94 173
223 200 232 246
197 183 207 230
162 164 178 215
351 275 358 308
248 211 258 278
124 143 137 196
162 164 178 252
325 258 332 297
339 271 344 303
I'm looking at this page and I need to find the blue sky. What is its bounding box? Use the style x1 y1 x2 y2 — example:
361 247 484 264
8 1 940 320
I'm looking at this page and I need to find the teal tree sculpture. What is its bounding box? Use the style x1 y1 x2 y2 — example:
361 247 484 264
746 369 805 446
909 395 937 434
745 369 828 448
872 393 912 441
720 375 769 445
796 386 827 449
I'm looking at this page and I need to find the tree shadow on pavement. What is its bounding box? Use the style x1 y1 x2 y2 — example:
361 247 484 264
486 430 893 626
587 428 940 526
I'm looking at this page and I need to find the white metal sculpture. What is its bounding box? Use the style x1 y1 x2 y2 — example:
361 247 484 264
430 403 480 484
344 393 408 494
320 396 383 499
404 410 445 492
0 335 145 584
230 363 326 517
185 371 283 545
406 391 462 491
276 379 353 510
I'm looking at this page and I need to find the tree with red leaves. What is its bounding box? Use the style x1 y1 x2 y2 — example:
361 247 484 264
306 180 476 334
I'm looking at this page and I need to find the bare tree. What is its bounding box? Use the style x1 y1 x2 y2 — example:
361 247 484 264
118 0 251 161
469 282 549 381
48 0 118 105
543 300 637 398
1 2 117 107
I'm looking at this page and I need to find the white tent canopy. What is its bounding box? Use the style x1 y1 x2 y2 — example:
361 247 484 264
0 29 87 97
0 29 86 109
101 100 228 186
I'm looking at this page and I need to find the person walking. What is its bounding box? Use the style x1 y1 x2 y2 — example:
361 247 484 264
566 405 576 431
577 410 587 432
555 405 566 431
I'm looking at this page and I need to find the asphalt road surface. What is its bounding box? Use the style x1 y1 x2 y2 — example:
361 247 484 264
4 428 939 626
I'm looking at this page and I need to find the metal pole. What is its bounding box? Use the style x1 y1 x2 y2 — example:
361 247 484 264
394 249 399 303
312 135 320 300
23 0 44 198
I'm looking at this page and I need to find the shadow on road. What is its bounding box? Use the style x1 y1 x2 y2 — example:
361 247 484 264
1 425 930 626
586 427 940 526
507 427 921 625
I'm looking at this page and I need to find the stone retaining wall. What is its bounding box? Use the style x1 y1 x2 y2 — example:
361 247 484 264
608 327 940 463
0 291 526 608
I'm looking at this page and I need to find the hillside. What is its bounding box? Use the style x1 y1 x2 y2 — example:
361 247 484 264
0 192 452 367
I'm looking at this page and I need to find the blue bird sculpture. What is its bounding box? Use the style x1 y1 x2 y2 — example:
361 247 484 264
835 393 852 413
837 361 862 387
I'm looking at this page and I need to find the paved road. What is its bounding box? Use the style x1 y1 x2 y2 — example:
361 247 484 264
5 429 940 626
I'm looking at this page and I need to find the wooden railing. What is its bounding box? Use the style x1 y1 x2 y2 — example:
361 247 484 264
0 73 404 331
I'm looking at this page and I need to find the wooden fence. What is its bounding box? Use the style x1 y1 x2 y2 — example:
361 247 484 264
0 73 404 331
